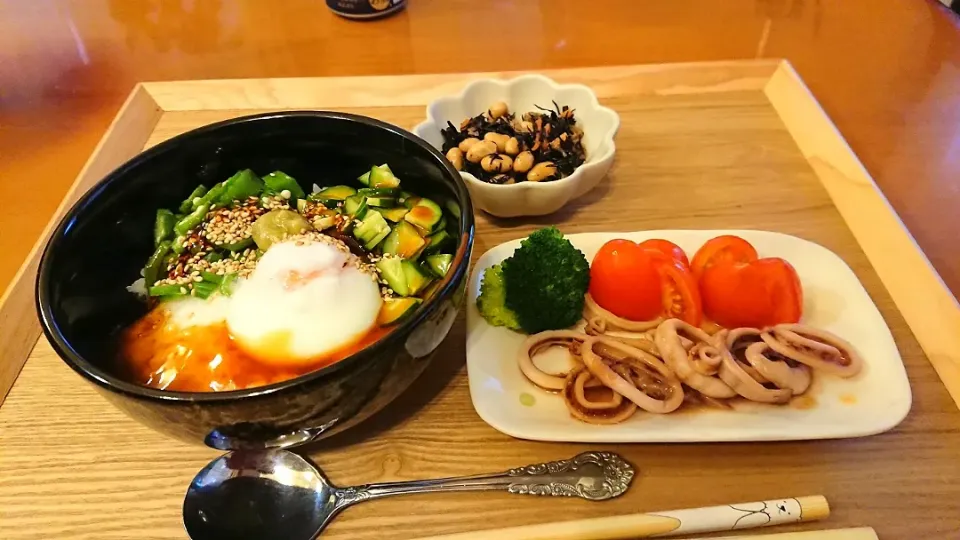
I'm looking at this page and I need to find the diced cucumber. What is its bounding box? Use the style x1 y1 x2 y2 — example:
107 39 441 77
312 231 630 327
424 254 453 278
366 196 396 208
403 195 422 209
316 185 356 201
313 215 338 231
404 198 443 231
402 260 433 296
368 164 401 189
444 198 462 220
376 257 408 296
357 171 371 186
352 210 391 250
382 220 426 259
381 206 410 222
262 171 306 199
377 297 422 326
432 215 447 234
423 229 453 255
343 194 368 219
358 187 399 197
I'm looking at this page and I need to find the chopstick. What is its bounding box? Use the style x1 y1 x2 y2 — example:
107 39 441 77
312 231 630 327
688 528 878 540
410 495 830 540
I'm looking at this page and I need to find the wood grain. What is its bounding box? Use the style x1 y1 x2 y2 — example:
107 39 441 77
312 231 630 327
3 65 960 539
0 85 162 405
690 529 878 540
6 0 960 312
764 62 960 428
406 495 828 540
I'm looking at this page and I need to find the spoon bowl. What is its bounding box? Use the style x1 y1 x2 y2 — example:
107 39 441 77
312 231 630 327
184 450 337 540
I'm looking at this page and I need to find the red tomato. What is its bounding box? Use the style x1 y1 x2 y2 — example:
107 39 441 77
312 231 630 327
656 260 702 326
638 239 690 268
690 235 758 281
589 240 662 321
700 257 803 328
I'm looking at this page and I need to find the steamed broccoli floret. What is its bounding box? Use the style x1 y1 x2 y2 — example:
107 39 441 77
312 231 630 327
476 263 521 330
501 227 590 333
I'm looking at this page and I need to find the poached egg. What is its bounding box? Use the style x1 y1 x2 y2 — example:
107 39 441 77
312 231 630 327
225 237 383 366
127 236 384 391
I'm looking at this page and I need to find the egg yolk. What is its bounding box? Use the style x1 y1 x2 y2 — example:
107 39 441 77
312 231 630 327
117 307 389 392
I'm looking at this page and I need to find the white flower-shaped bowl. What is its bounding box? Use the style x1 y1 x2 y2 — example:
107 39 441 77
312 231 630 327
412 75 620 218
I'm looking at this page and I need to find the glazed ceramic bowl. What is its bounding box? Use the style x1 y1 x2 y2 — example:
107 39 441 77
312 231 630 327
412 74 620 218
36 111 474 449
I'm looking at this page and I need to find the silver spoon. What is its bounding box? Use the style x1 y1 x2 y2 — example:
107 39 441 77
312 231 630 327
183 449 634 540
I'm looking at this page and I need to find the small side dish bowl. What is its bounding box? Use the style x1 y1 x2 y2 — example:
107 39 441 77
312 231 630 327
36 111 474 449
413 75 620 218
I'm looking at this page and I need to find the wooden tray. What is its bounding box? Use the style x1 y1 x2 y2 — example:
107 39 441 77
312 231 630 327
2 61 960 539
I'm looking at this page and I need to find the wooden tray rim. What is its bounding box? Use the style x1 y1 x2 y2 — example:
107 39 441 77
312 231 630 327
2 59 958 410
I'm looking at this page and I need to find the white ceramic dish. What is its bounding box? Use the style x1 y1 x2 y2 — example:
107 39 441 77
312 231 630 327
411 75 619 218
466 229 912 443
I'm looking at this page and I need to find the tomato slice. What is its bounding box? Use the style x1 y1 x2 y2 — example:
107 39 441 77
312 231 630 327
700 257 803 328
655 259 702 326
589 240 662 321
690 235 758 281
638 239 690 268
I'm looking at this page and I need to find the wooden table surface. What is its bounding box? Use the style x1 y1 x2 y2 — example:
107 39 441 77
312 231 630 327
4 0 960 301
3 1 960 539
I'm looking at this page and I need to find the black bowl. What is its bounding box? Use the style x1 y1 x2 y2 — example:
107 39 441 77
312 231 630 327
36 111 474 449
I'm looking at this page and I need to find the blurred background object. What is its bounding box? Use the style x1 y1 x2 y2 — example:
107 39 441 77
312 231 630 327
327 0 406 19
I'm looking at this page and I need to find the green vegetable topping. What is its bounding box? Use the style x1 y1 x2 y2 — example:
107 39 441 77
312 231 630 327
135 164 460 317
262 171 305 199
250 209 310 251
174 203 209 236
219 273 239 296
193 281 219 299
179 185 208 213
143 241 172 287
499 227 589 333
153 209 176 247
148 283 186 297
218 169 264 205
476 263 520 331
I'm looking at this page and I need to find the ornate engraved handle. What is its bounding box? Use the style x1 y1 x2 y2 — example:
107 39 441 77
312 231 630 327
333 451 634 510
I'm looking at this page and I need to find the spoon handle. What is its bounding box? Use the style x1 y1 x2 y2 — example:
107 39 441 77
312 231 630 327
334 451 633 508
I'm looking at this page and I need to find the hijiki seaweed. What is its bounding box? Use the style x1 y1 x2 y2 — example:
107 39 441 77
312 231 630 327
440 101 587 184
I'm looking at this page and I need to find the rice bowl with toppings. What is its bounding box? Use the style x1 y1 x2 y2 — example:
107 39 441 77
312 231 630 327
120 164 460 392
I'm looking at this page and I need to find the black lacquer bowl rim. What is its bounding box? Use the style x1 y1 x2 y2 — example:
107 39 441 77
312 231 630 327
36 110 475 404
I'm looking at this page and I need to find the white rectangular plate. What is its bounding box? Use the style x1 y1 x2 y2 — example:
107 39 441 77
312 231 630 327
466 229 912 443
